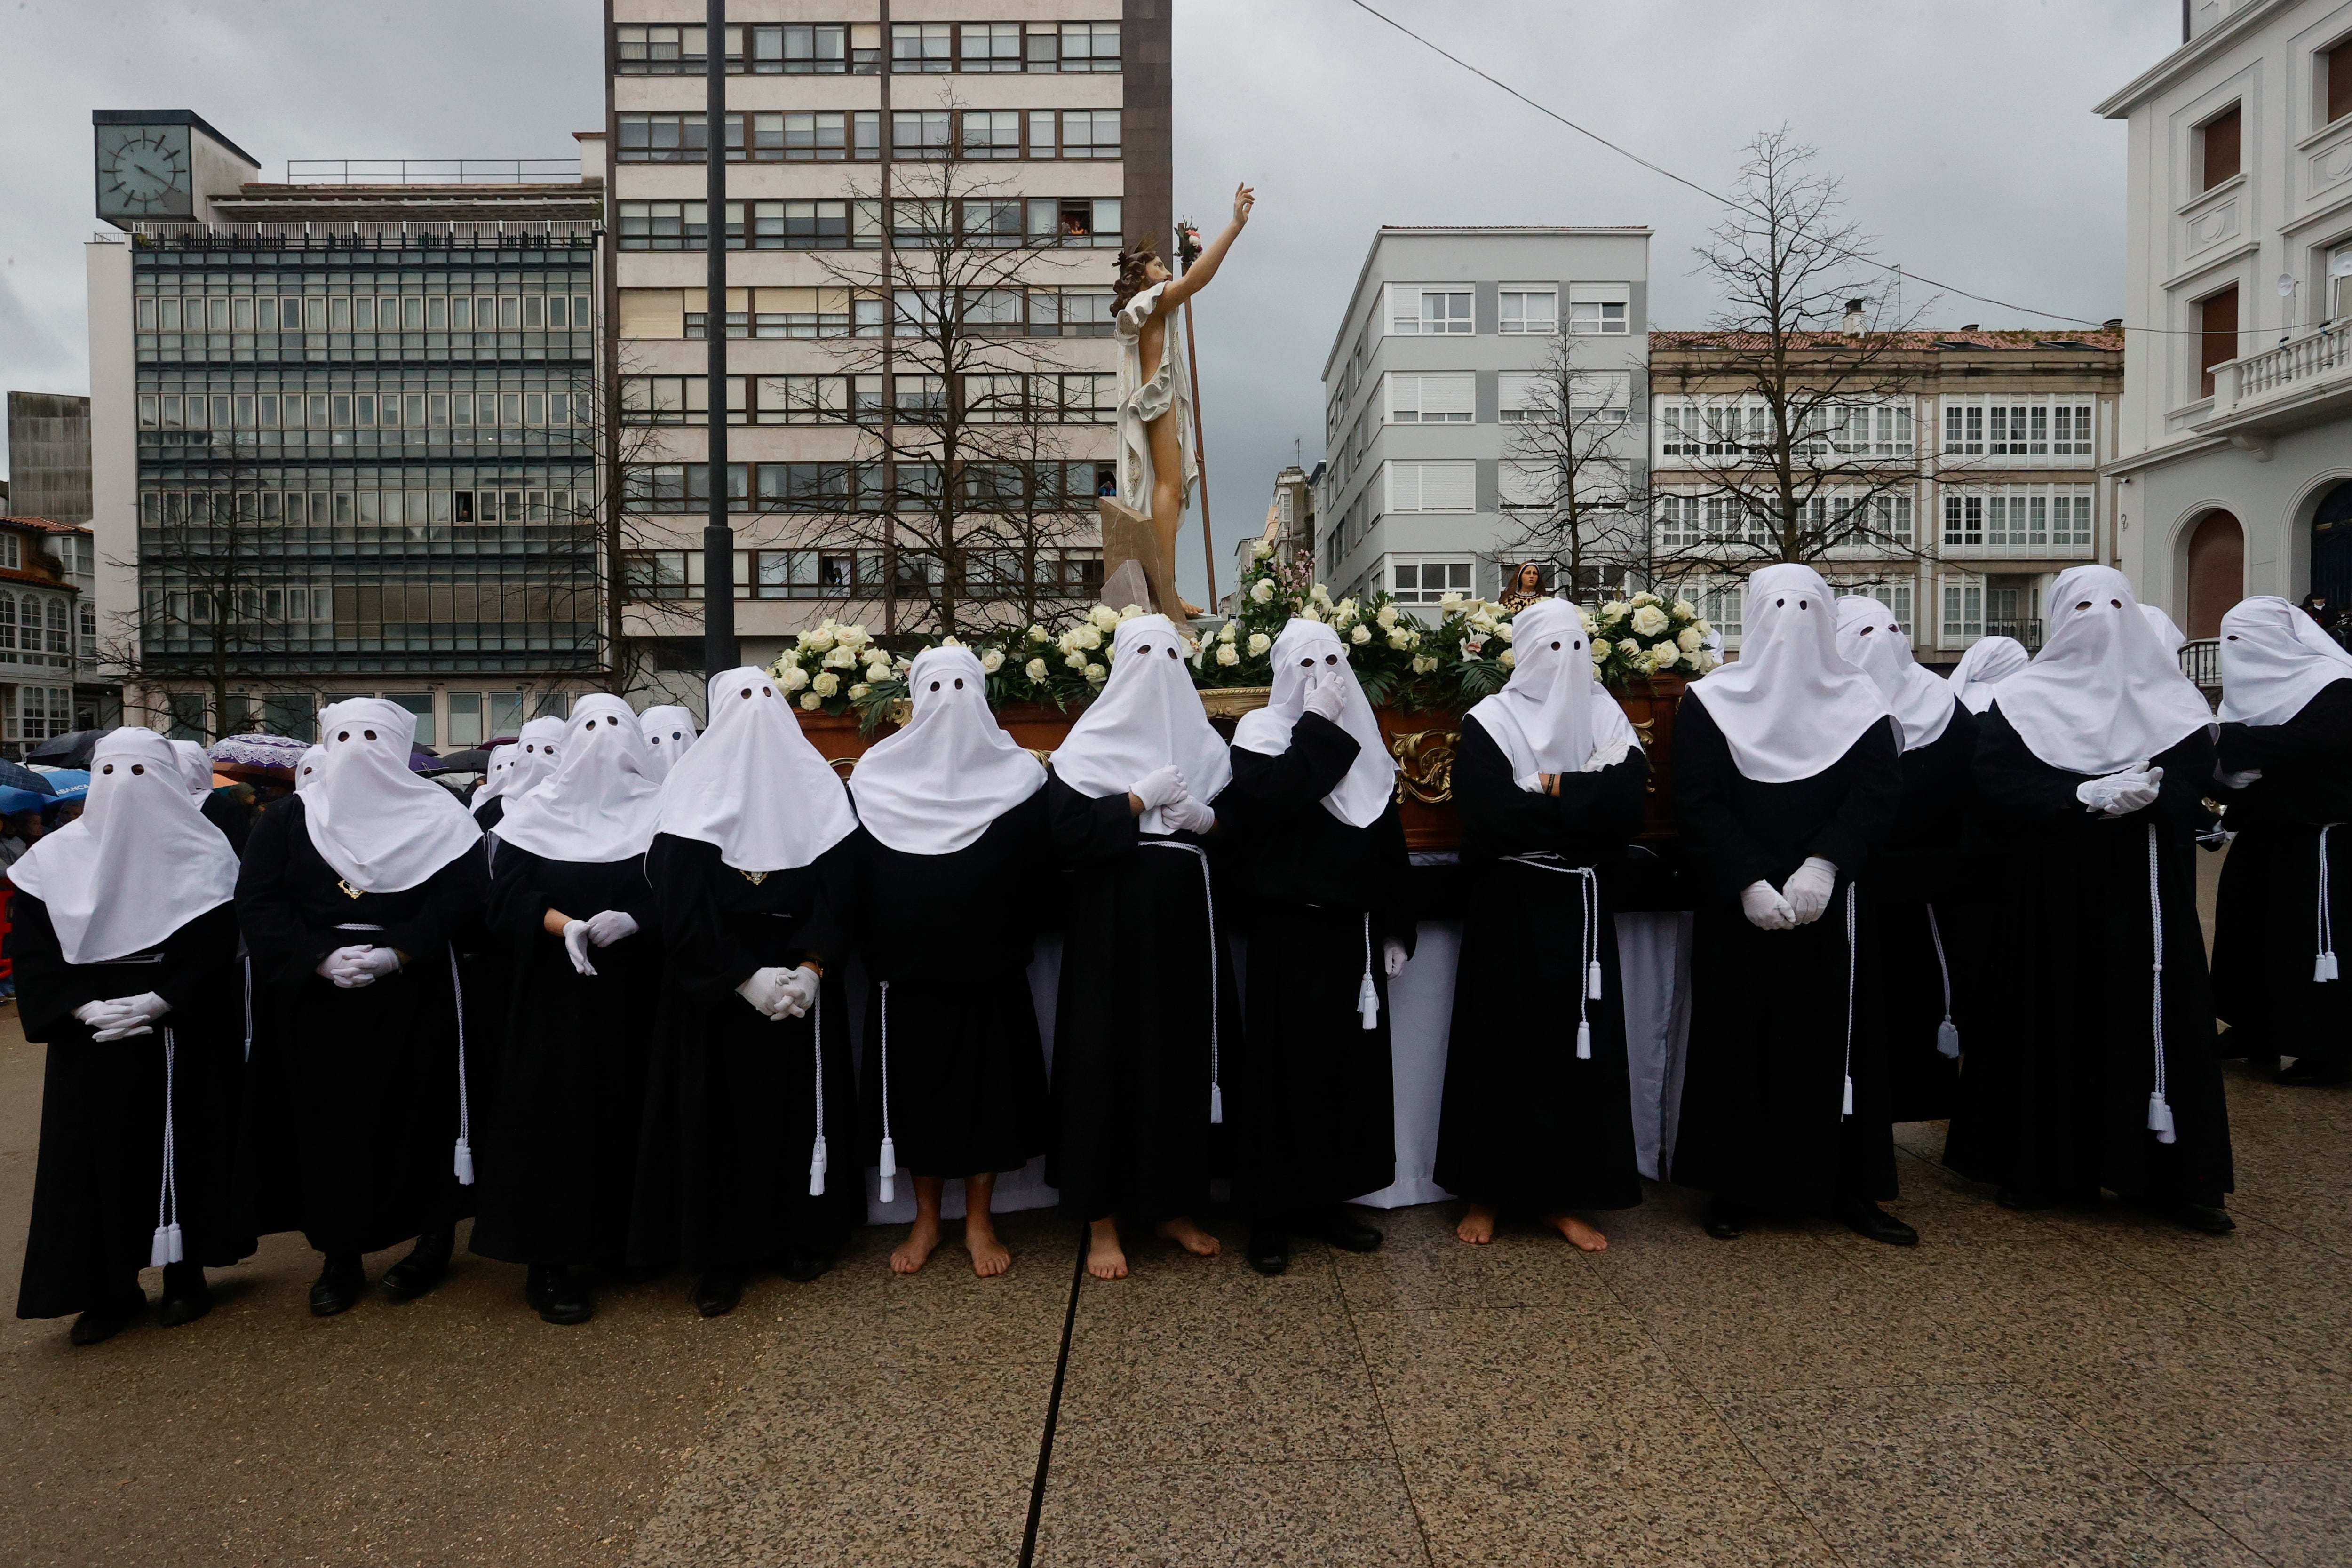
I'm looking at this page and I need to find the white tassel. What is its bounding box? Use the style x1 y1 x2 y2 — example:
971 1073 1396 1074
1586 960 1604 1001
2319 953 2340 982
150 1224 178 1268
2146 1091 2177 1143
1575 1020 1591 1060
1841 1075 1855 1117
1209 1082 1224 1124
809 1134 829 1196
877 1136 898 1205
453 1137 475 1186
1937 1019 1960 1059
1357 971 1379 1029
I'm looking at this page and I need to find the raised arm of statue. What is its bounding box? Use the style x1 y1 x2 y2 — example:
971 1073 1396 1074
1160 183 1254 311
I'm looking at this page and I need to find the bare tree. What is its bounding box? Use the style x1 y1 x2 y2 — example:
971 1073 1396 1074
1494 330 1651 602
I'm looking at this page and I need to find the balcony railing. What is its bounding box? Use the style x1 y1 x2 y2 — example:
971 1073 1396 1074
284 159 582 185
2205 326 2352 428
1983 618 2043 651
2180 637 2221 691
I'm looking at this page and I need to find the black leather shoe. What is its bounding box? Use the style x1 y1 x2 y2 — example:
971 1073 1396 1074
310 1253 366 1317
69 1289 145 1345
1245 1229 1288 1276
2156 1200 2237 1235
525 1264 592 1325
692 1269 745 1318
1700 1197 1748 1239
780 1249 830 1284
380 1229 453 1302
1836 1201 1919 1246
2277 1056 2352 1087
158 1262 212 1328
1317 1209 1383 1253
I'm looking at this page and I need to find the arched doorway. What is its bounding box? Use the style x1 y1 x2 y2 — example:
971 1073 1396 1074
2313 481 2352 612
2184 509 2244 639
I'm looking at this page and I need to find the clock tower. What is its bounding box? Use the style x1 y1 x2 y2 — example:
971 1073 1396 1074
92 110 258 227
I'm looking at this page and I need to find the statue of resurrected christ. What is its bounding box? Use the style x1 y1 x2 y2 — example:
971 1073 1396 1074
1100 183 1254 622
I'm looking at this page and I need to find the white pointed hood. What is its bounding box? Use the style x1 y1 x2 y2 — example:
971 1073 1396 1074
852 646 1044 854
1946 636 2029 714
293 744 324 793
302 699 481 892
1051 614 1232 833
1686 563 1892 783
638 705 699 780
2142 604 2188 655
492 694 666 863
655 666 858 872
2218 594 2352 727
8 727 241 965
475 715 566 806
171 740 215 801
1992 565 2214 775
1232 617 1398 828
1465 598 1638 785
1836 595 1956 752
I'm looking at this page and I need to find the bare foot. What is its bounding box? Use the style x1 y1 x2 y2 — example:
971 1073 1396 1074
1456 1204 1498 1245
1544 1212 1609 1252
1086 1218 1128 1281
1153 1216 1222 1257
966 1219 1012 1278
890 1214 942 1274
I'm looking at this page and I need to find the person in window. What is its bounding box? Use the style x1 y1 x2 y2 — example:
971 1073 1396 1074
2209 597 2352 1087
1498 561 1549 613
1944 566 2234 1233
1671 564 1909 1244
11 729 250 1345
469 697 664 1325
1437 600 1647 1250
235 699 485 1314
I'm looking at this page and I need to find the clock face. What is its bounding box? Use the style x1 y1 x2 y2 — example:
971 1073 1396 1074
95 124 192 219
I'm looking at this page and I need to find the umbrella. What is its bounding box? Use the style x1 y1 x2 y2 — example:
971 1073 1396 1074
25 728 110 768
432 747 497 774
39 770 89 805
0 786 54 817
0 759 56 795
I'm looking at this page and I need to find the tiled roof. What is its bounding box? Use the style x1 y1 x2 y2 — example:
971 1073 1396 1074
1652 328 2123 352
0 515 92 535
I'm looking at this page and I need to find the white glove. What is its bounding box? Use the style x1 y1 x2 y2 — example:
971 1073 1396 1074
1382 938 1408 978
1740 880 1797 931
737 966 793 1019
1303 672 1348 724
1130 766 1187 811
562 919 597 977
2076 765 2162 817
87 991 171 1042
321 944 400 989
773 964 822 1020
1780 857 1838 926
1160 794 1217 835
583 909 640 948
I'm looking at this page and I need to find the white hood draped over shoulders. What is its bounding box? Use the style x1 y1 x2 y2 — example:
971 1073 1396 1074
1946 636 2029 714
1835 595 1956 752
2217 595 2352 727
1990 565 2214 776
1050 614 1232 833
1464 598 1638 787
655 667 858 872
1685 563 1892 782
1232 617 1398 828
851 646 1045 854
492 694 666 864
299 698 481 893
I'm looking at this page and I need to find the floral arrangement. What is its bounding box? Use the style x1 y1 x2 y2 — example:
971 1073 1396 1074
1586 592 1721 685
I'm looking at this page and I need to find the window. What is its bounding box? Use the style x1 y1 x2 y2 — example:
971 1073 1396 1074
1941 574 1985 642
1498 462 1553 511
1384 461 1476 513
385 692 435 748
2200 286 2239 399
1388 287 1472 335
626 551 702 601
961 22 1023 71
1940 486 2095 556
1940 397 2089 461
2332 243 2352 324
446 692 484 749
1499 287 1557 335
617 113 707 163
1060 110 1120 158
891 23 952 72
1498 373 1542 424
620 376 709 425
2328 37 2352 127
45 599 66 655
618 201 707 251
1700 580 1744 638
2199 103 2241 191
1057 22 1120 72
1656 401 1702 456
1569 371 1633 423
0 534 18 570
893 111 950 158
731 110 876 161
1030 197 1121 246
1388 556 1474 604
1385 373 1474 424
961 111 1022 159
1569 283 1631 335
614 24 705 74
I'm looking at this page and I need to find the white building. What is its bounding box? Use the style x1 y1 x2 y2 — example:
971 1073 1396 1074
2098 0 2352 636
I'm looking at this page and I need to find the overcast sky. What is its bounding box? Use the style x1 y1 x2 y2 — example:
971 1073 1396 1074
0 0 2177 601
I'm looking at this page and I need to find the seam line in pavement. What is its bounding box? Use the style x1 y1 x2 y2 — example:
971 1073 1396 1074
1017 1224 1089 1568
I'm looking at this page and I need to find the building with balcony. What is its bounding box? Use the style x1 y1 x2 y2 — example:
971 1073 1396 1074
1227 459 1318 609
1315 226 1652 607
607 3 1170 692
86 110 604 747
2098 0 2352 634
1648 329 2124 661
0 515 97 754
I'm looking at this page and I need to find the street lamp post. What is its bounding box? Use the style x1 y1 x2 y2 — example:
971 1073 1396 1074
703 0 737 676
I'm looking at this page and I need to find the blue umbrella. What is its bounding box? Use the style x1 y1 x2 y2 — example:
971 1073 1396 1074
0 786 52 817
0 760 55 796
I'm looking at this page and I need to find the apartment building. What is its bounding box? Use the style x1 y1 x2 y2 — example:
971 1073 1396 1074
5 393 93 525
86 110 604 746
1316 226 1651 606
1228 459 1318 605
606 1 1172 684
1648 330 2124 661
2098 0 2352 636
0 514 98 753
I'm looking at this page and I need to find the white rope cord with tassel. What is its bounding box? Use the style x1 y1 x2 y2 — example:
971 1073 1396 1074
877 979 897 1202
2146 824 2177 1144
2316 825 2339 983
808 985 829 1196
149 1026 183 1268
447 946 473 1185
1140 840 1223 1122
1841 883 1859 1119
1357 912 1379 1030
241 948 254 1064
1501 854 1602 1059
1925 905 1960 1059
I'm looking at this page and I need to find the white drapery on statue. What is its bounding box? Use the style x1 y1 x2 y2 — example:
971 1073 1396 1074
1112 279 1200 515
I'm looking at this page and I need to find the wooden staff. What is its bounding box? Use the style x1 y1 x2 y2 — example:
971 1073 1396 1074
1176 220 1217 608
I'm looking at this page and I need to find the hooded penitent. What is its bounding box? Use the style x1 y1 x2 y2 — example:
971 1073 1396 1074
8 727 240 965
475 715 566 807
1990 565 2214 776
2142 604 2189 656
1464 598 1639 785
293 744 324 793
1945 635 2030 714
850 646 1044 855
2217 595 2352 727
638 705 700 780
491 694 665 863
171 740 215 801
1685 563 1892 783
1232 617 1398 828
303 699 482 892
1050 614 1232 833
1835 596 1957 753
654 666 858 871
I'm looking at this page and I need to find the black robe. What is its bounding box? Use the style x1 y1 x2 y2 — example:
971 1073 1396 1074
14 899 252 1318
472 796 507 832
1943 710 2234 1203
1220 714 1413 1216
2211 679 2352 1068
1864 707 1980 1123
1671 700 1905 1210
468 846 661 1265
1435 716 1648 1215
630 833 863 1269
844 795 1052 1180
234 798 484 1255
1044 774 1239 1224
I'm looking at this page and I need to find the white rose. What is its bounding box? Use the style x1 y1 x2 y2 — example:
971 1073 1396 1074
1629 605 1669 637
1335 597 1358 621
1220 620 1239 642
803 629 836 653
1671 600 1698 619
1216 642 1241 667
1074 624 1103 651
798 692 821 710
822 646 856 669
1302 603 1324 623
1600 601 1629 624
812 671 840 697
777 664 810 692
1630 591 1661 608
1250 578 1275 604
838 624 871 650
1065 649 1088 670
1375 605 1399 629
1694 619 1714 637
1118 603 1144 621
1580 610 1599 634
1248 631 1271 655
1025 657 1049 681
1590 637 1613 660
1089 604 1121 630
1677 627 1704 653
1351 623 1372 645
1255 539 1275 559
1084 661 1107 682
1310 583 1333 606
981 648 1005 673
1411 654 1438 674
1386 627 1413 650
848 682 871 699
1497 621 1517 642
1470 612 1496 634
1499 648 1516 669
1649 644 1680 670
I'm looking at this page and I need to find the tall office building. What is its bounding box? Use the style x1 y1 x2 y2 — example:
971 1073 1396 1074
86 110 604 746
605 2 1172 691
